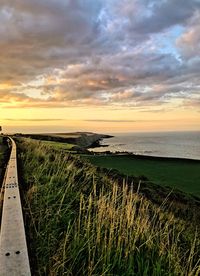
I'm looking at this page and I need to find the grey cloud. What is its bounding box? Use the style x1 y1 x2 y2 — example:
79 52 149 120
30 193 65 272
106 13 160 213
176 11 200 59
0 0 103 84
0 0 200 109
131 0 200 34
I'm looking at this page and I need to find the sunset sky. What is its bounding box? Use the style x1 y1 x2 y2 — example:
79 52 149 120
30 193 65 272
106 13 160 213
0 0 200 133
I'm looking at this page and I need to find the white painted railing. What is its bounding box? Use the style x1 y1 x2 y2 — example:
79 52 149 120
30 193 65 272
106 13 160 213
0 137 31 275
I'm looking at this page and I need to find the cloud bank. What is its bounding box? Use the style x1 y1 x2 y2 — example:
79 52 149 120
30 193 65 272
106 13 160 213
0 0 200 110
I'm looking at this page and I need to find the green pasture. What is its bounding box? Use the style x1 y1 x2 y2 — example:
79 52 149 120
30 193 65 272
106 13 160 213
84 155 200 196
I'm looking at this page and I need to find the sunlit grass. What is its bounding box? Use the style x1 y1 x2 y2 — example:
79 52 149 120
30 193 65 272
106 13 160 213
17 138 200 275
36 139 76 151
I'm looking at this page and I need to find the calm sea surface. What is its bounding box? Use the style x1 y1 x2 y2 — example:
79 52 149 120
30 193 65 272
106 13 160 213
90 131 200 160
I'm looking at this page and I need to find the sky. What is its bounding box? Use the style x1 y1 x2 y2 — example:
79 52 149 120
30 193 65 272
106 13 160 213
0 0 200 133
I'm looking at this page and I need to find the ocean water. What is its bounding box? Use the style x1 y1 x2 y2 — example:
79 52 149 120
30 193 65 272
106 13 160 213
90 131 200 160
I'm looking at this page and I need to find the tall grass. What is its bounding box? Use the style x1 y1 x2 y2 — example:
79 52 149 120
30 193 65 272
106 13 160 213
17 138 200 275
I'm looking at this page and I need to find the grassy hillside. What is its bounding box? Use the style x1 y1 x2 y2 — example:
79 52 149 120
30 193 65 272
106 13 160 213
15 132 112 148
0 136 9 217
37 140 76 151
16 138 200 275
84 155 200 196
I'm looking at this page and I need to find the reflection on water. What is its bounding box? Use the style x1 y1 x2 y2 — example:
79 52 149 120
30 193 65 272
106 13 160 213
90 131 200 160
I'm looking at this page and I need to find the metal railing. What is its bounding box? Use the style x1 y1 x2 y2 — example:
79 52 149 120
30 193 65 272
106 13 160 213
0 137 31 275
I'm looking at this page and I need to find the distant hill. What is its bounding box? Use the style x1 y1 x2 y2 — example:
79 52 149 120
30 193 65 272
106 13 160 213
14 132 113 148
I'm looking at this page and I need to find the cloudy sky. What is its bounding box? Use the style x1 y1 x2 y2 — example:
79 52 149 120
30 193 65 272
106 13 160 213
0 0 200 133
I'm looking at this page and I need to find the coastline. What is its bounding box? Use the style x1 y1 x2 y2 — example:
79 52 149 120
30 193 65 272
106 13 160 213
89 150 200 163
89 132 200 161
14 132 114 149
14 131 200 162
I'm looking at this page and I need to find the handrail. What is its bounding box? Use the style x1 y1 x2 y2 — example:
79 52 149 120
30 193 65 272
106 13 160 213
0 137 31 275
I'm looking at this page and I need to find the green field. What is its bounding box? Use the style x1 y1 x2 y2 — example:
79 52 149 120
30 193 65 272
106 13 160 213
84 155 200 196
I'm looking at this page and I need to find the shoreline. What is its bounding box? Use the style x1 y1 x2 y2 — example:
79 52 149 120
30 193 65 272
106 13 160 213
89 134 200 162
89 151 200 163
14 132 200 162
14 132 114 149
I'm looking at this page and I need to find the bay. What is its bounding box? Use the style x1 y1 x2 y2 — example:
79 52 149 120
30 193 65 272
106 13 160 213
90 131 200 160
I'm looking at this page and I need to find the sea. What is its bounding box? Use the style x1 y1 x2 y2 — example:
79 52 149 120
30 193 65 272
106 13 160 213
90 131 200 160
